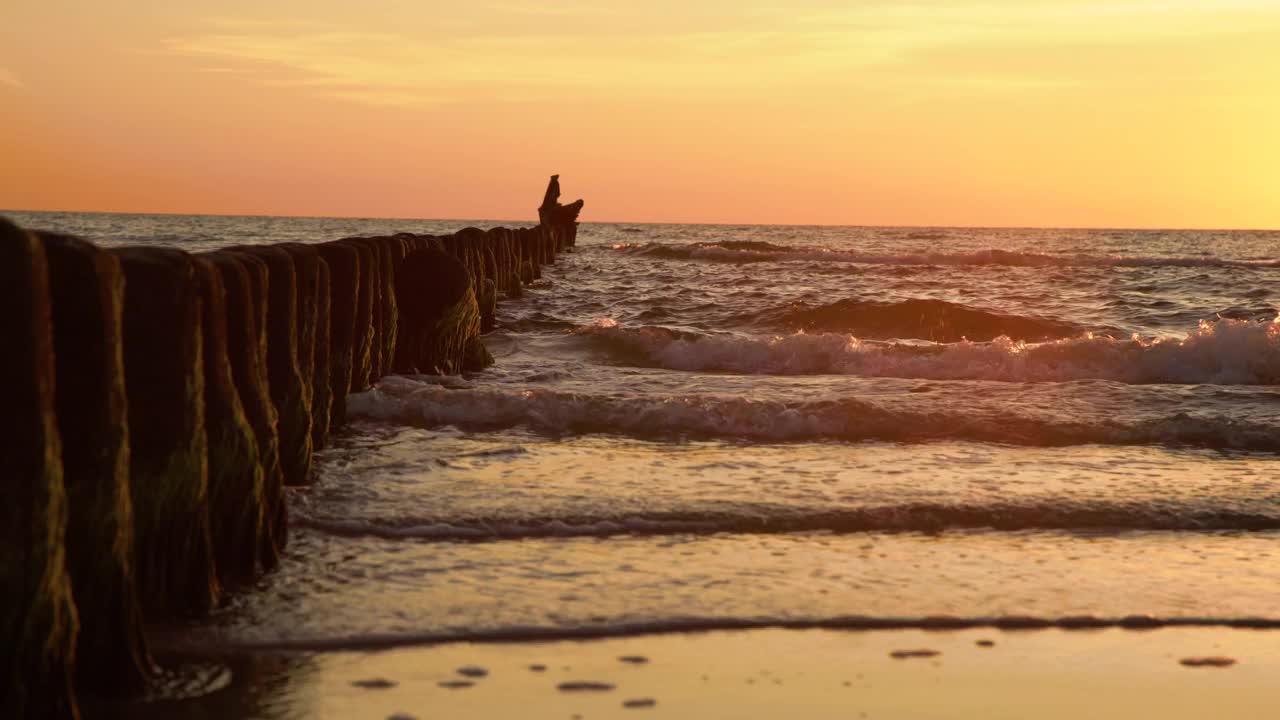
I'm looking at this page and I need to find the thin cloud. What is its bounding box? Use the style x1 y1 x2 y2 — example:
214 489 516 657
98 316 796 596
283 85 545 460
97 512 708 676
161 3 1280 107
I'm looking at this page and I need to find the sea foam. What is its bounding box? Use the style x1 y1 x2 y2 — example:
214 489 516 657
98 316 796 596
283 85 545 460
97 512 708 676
575 316 1280 385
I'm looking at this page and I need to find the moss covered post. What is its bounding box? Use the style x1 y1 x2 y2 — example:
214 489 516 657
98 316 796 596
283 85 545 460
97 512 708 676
39 231 152 696
394 244 491 374
336 240 377 392
194 258 268 586
312 257 333 449
0 220 79 720
208 250 287 567
374 239 399 379
114 247 219 617
315 242 359 428
278 244 323 470
235 246 313 487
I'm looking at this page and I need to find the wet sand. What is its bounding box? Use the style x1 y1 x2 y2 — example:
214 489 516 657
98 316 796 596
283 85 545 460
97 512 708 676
102 627 1280 719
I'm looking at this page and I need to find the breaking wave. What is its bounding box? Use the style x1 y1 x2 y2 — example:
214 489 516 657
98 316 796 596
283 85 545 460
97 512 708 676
613 242 1280 269
575 316 1280 385
760 298 1084 342
348 378 1280 451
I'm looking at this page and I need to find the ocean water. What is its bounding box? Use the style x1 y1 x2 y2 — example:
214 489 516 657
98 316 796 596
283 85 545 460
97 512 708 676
9 211 1280 647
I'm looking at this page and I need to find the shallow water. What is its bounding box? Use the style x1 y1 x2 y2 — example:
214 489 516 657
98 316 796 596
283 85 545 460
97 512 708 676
112 628 1280 720
9 210 1279 650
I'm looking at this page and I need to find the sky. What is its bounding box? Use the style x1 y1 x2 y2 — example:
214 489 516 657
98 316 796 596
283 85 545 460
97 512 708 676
2 1 1278 228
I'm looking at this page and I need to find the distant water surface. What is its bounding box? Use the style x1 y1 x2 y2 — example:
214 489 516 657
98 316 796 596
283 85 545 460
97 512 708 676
9 210 1280 647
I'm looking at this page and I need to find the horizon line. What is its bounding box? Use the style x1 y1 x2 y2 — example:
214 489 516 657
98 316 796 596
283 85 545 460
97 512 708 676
3 206 1277 234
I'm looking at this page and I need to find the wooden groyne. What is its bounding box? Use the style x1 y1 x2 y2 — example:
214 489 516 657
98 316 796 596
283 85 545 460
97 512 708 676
0 177 582 718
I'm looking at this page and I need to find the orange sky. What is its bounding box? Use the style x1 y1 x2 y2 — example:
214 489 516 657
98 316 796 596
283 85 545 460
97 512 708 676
2 1 1278 227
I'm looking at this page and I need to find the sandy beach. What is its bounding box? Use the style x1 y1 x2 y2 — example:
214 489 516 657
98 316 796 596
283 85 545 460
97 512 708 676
98 627 1279 719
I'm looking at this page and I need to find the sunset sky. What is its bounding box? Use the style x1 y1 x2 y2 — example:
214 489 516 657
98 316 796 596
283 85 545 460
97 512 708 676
2 1 1278 227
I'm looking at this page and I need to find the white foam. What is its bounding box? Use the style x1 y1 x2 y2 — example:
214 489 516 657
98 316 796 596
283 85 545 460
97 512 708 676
576 316 1280 385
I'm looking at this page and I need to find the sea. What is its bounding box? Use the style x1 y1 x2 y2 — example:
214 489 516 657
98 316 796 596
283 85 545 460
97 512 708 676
8 210 1280 649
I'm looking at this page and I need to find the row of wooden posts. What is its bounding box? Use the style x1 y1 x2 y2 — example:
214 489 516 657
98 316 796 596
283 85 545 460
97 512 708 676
1 212 577 719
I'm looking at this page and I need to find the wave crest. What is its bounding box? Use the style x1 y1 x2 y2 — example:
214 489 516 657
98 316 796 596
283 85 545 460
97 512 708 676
762 298 1083 342
349 377 1280 451
576 316 1280 385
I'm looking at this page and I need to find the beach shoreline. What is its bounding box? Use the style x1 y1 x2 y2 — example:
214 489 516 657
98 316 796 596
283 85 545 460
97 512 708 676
99 627 1280 719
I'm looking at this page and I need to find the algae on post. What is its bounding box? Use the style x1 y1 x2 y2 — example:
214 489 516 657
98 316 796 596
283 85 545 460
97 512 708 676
195 257 268 586
316 242 360 429
40 231 153 694
312 257 333 449
115 247 220 618
0 220 79 719
211 251 287 567
236 246 313 487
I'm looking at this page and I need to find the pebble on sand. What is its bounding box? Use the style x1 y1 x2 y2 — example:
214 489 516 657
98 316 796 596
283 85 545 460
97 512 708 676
623 698 658 708
457 665 489 678
387 714 417 720
976 640 996 647
351 678 398 689
890 649 942 659
1179 657 1237 668
529 664 548 672
438 680 476 689
558 681 617 692
619 655 650 665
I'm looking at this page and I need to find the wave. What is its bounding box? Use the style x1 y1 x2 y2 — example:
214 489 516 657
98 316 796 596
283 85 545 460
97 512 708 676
574 316 1280 384
348 378 1280 451
499 312 579 332
613 243 1280 269
615 241 789 263
761 298 1083 342
294 504 1280 542
159 614 1280 653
